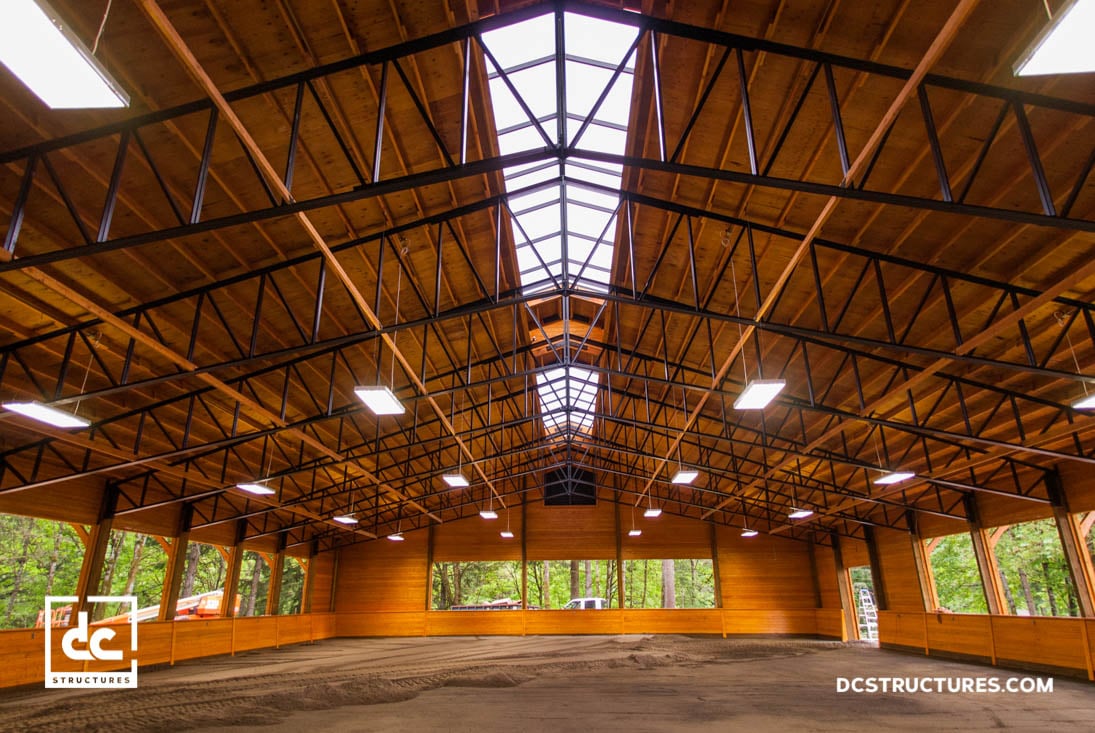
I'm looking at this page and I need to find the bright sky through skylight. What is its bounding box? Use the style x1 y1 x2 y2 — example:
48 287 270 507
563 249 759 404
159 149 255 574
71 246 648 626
482 11 635 440
482 11 637 294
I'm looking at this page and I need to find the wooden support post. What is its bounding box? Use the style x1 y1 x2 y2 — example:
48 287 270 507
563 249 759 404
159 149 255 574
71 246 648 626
159 503 193 622
73 484 119 620
425 523 435 612
328 549 340 613
831 534 858 642
906 511 937 612
265 535 286 616
863 526 889 611
300 540 319 615
807 537 824 609
614 499 623 610
1047 471 1095 617
709 522 723 609
221 519 247 618
964 494 1006 615
521 496 529 611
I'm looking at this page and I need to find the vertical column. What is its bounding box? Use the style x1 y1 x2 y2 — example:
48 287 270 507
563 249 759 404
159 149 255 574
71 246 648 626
300 540 319 615
221 519 247 618
831 534 858 641
863 526 889 611
73 483 119 620
906 511 937 612
807 537 824 609
964 494 1006 615
521 497 529 610
709 523 723 609
425 523 435 612
265 535 286 616
328 549 340 613
614 499 623 609
1047 471 1095 617
159 503 194 622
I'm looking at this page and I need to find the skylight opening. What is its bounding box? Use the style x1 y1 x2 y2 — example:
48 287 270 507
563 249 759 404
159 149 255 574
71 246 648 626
482 11 638 295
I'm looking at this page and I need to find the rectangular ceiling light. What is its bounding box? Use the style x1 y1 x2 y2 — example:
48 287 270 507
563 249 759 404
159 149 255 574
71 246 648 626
237 483 276 496
733 379 786 410
332 515 359 525
741 528 759 538
788 508 813 520
1072 394 1095 409
874 471 915 486
671 469 699 485
354 386 405 416
479 509 498 520
443 473 469 488
3 401 90 429
500 530 515 539
1014 0 1095 76
0 0 130 108
387 532 405 541
628 529 642 537
643 507 662 518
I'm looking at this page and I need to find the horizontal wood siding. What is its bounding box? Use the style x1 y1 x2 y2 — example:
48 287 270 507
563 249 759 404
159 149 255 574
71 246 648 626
874 528 925 612
880 611 1095 679
1 614 337 689
525 503 617 560
334 532 429 612
716 527 817 610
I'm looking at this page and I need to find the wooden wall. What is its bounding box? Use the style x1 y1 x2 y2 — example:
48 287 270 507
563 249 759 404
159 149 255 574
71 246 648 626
879 611 1095 680
715 526 818 610
333 505 827 637
872 528 926 613
334 530 429 612
0 613 337 689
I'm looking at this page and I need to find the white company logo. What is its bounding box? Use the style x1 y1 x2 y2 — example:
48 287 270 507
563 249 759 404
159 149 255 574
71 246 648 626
44 596 138 689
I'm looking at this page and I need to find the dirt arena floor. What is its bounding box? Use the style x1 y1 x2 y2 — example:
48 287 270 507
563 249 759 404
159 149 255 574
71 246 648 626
2 635 1093 731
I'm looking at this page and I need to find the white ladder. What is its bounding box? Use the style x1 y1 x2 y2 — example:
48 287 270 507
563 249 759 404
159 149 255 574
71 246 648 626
857 586 878 640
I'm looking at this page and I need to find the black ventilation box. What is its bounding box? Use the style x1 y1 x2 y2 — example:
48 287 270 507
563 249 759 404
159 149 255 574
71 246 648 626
544 467 596 505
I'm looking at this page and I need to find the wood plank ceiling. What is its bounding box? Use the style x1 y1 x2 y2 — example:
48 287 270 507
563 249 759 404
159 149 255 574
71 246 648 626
0 0 1092 552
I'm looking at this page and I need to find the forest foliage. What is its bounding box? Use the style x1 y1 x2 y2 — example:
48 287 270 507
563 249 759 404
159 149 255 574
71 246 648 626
0 515 305 629
430 559 715 609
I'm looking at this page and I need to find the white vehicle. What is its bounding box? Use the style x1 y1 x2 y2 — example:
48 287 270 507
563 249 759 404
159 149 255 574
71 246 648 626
563 597 608 610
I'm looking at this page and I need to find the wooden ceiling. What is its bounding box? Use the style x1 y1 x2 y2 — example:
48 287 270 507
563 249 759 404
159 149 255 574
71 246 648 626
0 0 1092 553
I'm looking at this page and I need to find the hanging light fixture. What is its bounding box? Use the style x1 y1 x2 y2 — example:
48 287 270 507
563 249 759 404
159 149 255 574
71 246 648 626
500 508 514 539
671 468 699 485
0 0 130 109
356 245 407 416
354 386 404 415
628 506 642 537
443 472 469 488
3 401 90 429
739 499 758 536
788 508 813 520
237 483 276 496
728 254 784 409
671 390 701 484
734 379 786 410
874 471 915 485
236 436 281 496
1014 0 1095 76
643 496 662 519
333 514 359 525
1056 311 1095 409
387 531 405 541
479 493 498 520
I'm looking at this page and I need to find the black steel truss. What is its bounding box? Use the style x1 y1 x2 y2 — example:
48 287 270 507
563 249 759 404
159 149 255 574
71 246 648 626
2 1 1093 550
